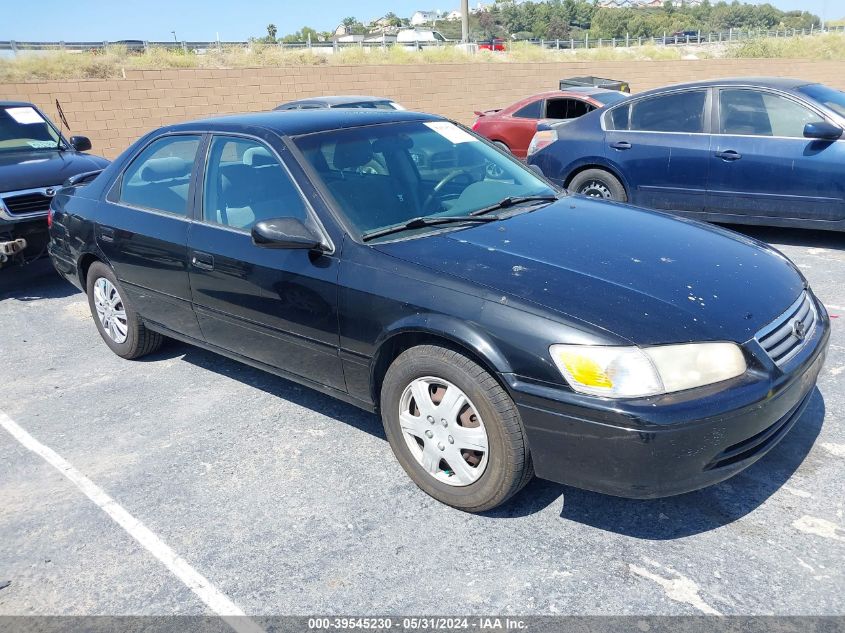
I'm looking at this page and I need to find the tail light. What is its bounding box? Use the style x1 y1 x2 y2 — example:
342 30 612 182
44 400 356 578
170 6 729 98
527 130 557 157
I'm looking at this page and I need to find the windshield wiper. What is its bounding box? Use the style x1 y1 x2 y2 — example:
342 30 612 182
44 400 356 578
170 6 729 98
470 194 560 217
361 214 500 242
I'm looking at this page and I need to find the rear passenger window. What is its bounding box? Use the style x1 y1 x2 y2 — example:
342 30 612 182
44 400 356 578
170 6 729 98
202 136 309 230
611 91 707 133
119 135 200 215
545 99 592 120
513 100 542 119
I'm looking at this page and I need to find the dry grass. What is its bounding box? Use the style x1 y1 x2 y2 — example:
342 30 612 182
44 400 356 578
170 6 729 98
1 33 842 81
727 32 845 60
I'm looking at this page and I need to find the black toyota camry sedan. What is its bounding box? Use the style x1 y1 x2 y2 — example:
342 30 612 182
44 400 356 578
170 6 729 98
49 109 829 512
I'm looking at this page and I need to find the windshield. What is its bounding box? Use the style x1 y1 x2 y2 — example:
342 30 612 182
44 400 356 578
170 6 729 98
294 120 556 240
798 83 845 118
0 106 62 152
591 91 630 107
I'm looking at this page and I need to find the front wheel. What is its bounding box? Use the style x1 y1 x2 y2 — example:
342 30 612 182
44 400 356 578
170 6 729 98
380 345 533 512
568 169 627 202
86 261 163 359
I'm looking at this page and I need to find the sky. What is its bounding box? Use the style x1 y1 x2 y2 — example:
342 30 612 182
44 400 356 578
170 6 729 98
2 0 840 42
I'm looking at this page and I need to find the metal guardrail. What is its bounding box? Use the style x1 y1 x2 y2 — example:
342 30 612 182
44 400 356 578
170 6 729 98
1 25 843 54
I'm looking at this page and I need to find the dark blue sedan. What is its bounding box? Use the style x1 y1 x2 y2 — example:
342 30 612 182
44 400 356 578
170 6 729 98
527 78 845 231
48 108 829 511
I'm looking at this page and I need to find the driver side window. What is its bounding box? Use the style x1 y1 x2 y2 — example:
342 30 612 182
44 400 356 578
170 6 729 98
202 136 309 230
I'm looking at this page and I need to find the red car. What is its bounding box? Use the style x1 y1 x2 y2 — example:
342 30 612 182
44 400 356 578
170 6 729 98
471 88 628 159
478 38 506 51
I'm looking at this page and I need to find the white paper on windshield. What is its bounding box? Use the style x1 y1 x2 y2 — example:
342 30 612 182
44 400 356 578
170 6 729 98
27 140 56 149
6 106 45 125
424 121 477 144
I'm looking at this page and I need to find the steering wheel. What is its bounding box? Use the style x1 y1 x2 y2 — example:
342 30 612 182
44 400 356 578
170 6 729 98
422 169 470 213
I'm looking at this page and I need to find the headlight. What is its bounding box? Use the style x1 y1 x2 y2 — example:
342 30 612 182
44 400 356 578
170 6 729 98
549 342 747 398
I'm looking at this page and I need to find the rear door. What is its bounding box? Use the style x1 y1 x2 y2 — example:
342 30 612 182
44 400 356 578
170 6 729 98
97 133 204 338
707 87 845 222
603 89 711 212
186 133 345 390
505 99 544 159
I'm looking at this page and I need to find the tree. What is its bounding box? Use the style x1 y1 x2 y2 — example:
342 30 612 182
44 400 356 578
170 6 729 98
266 24 277 40
478 10 496 38
546 16 571 39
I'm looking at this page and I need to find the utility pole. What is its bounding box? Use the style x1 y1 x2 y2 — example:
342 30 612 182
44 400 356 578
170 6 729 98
461 0 469 43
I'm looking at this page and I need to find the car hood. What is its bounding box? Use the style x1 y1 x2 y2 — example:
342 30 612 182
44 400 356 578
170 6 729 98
0 150 108 193
374 198 805 345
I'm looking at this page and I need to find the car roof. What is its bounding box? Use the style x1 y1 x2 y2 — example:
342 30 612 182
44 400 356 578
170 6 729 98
163 108 442 137
0 101 37 108
634 77 815 98
496 89 617 114
283 95 394 106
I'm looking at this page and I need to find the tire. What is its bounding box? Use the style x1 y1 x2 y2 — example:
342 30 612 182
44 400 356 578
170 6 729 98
493 141 510 153
380 345 533 512
86 261 163 359
568 169 627 202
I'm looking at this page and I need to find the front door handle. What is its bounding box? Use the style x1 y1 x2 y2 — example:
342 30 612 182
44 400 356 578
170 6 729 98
715 150 742 161
191 251 214 271
610 141 632 150
98 226 115 243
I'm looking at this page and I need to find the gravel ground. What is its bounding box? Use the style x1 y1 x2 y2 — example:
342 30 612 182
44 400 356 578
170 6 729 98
0 224 843 618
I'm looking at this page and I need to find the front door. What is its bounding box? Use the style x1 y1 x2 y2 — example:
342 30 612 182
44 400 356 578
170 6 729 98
707 87 845 222
97 133 203 338
603 89 711 212
187 134 345 390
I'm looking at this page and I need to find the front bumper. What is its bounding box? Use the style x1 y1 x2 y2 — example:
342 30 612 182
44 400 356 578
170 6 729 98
507 300 830 499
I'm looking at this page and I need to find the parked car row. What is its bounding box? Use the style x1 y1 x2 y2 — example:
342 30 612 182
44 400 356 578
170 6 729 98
524 78 845 232
44 87 830 511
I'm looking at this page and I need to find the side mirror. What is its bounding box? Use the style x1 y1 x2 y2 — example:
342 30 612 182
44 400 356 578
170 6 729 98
252 217 325 251
69 135 92 152
803 121 842 141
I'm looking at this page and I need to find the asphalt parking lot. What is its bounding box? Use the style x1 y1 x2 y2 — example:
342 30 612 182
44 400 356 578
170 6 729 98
0 224 843 618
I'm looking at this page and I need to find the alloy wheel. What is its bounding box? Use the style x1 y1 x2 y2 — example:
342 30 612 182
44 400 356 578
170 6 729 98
93 277 128 344
399 376 489 486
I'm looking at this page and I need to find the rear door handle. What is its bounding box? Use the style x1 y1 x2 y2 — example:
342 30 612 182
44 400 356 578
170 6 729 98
715 150 742 161
610 141 632 150
191 251 214 271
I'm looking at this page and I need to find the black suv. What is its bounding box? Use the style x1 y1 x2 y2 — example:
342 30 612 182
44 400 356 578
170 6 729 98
1 101 108 268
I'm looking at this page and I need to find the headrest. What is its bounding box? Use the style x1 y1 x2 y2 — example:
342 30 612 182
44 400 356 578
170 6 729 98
332 139 373 170
141 157 191 182
220 164 256 208
243 146 274 167
372 134 413 153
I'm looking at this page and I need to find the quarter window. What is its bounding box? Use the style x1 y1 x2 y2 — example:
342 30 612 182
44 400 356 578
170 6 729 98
202 136 309 230
609 90 707 133
513 100 542 119
719 89 823 137
119 135 200 215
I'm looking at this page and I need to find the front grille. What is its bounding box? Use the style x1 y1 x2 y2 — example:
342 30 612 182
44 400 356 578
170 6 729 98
705 391 810 470
2 191 52 215
755 291 816 367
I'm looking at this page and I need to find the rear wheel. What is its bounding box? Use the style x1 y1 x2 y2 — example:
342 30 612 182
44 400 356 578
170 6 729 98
380 345 533 512
86 261 163 359
569 169 627 202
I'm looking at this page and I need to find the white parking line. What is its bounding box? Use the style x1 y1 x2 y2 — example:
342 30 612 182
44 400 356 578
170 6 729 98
0 410 264 633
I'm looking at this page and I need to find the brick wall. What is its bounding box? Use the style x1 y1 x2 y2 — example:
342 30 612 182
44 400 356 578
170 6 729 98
2 59 842 159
